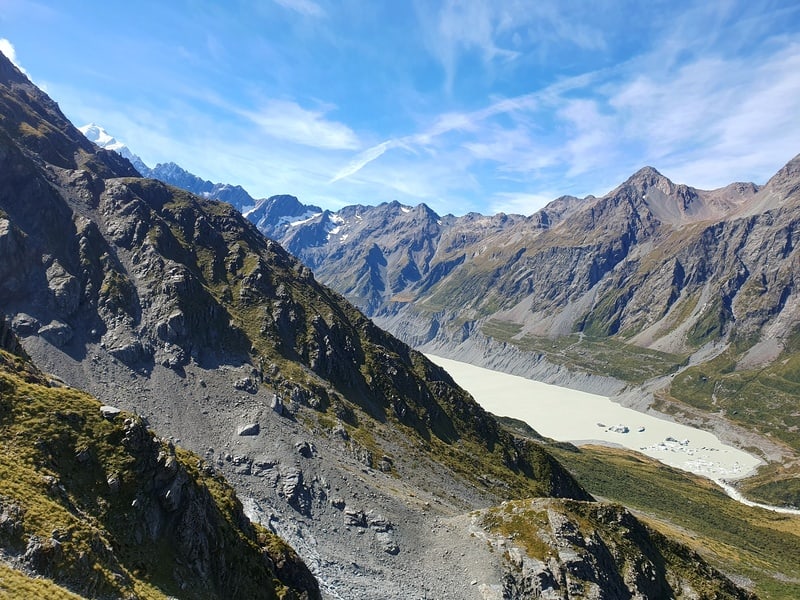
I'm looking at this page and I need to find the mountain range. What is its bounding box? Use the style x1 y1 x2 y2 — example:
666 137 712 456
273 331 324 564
80 124 256 212
245 153 800 509
0 49 765 598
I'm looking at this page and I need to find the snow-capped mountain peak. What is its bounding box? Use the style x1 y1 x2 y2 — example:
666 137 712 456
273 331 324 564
79 123 126 152
79 123 151 177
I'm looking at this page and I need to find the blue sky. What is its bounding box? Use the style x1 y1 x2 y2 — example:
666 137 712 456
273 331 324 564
2 1 800 215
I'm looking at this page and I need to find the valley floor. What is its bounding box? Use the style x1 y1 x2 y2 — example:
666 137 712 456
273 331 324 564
426 355 762 483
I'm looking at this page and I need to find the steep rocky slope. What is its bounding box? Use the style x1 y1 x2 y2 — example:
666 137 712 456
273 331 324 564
0 50 759 598
0 319 319 599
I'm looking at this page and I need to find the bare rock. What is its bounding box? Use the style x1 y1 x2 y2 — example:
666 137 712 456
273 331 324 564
11 312 39 336
295 440 316 458
344 508 367 528
0 496 24 540
23 535 63 575
38 320 73 347
46 259 81 316
376 531 399 555
237 423 260 436
100 405 122 420
368 513 393 533
234 377 258 393
281 467 311 516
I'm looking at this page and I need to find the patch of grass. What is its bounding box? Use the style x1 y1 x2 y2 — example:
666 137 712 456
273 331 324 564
483 501 551 559
668 348 800 455
687 297 730 347
0 561 86 599
735 462 800 509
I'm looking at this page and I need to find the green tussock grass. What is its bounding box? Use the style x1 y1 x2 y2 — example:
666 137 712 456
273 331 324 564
482 500 551 559
0 561 85 600
665 341 800 507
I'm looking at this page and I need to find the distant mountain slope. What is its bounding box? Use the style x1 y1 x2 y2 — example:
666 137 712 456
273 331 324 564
254 149 800 505
80 124 256 212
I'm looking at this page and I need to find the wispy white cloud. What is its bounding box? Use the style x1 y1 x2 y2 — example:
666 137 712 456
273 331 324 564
328 73 588 184
488 191 558 215
241 99 360 150
331 13 800 212
416 0 607 92
36 1 800 217
427 0 520 90
330 140 396 182
272 0 325 18
0 38 28 74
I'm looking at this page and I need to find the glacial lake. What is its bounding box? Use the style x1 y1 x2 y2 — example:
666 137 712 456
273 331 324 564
427 354 762 481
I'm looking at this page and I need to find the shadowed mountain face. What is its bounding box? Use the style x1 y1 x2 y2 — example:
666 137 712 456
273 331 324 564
0 50 759 598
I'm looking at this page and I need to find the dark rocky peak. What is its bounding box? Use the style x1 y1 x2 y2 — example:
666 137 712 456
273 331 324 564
406 202 441 223
246 194 323 236
150 161 212 191
0 51 137 178
622 166 679 199
534 195 583 227
0 316 24 356
266 193 322 216
145 163 255 211
598 165 746 227
617 166 682 207
336 203 372 220
733 153 800 217
417 201 439 217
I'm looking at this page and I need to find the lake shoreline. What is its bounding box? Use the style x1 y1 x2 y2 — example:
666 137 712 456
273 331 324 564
427 354 763 481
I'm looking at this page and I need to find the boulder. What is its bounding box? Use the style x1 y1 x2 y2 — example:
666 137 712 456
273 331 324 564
38 320 73 347
237 423 260 436
99 405 122 420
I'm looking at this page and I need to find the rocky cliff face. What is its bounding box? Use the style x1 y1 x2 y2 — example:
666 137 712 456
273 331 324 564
0 320 319 599
477 499 755 600
0 50 758 598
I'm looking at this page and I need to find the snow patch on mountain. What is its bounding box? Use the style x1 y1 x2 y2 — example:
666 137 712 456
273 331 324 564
79 123 151 176
286 210 323 227
79 123 125 151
